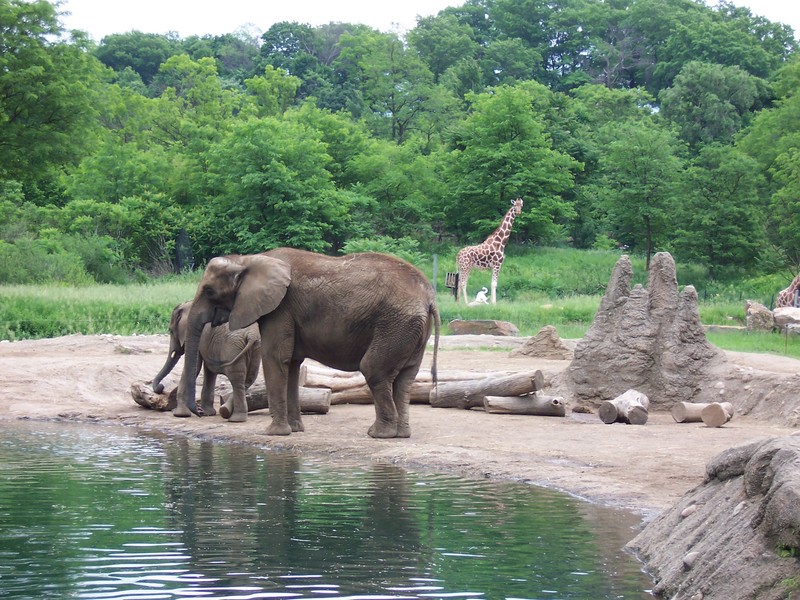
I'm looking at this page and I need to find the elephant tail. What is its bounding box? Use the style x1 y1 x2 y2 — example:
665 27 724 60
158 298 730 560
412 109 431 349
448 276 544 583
430 300 440 403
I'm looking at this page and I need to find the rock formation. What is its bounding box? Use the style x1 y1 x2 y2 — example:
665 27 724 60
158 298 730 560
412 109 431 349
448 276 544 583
510 325 574 360
566 252 724 410
629 435 800 600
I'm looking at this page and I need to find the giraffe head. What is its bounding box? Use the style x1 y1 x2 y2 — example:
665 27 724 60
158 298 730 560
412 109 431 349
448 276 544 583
511 197 523 216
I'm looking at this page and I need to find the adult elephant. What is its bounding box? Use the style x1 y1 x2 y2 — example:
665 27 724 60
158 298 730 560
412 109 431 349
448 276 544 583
175 248 440 438
153 300 261 422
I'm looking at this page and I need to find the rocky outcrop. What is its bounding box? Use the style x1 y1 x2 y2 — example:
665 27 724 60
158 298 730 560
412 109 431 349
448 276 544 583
566 253 725 409
746 300 775 332
774 307 800 334
628 435 800 600
510 325 574 360
448 319 520 336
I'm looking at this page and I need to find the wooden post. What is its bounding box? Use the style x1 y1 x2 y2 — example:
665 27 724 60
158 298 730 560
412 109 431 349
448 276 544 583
672 401 734 424
700 402 734 427
599 389 649 425
483 394 566 416
430 370 545 409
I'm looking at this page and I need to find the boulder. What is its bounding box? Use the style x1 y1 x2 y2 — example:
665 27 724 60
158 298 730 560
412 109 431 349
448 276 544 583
773 306 800 333
510 325 574 360
448 319 520 336
745 300 775 332
566 252 724 409
628 436 800 600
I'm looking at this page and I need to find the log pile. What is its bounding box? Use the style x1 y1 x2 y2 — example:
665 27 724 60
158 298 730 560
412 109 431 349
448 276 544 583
131 364 565 418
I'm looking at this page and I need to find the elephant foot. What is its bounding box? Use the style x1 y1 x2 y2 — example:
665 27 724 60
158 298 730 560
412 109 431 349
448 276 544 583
396 423 411 438
201 405 217 417
266 420 292 436
227 412 247 423
219 402 233 420
368 420 399 439
290 419 305 433
173 405 193 418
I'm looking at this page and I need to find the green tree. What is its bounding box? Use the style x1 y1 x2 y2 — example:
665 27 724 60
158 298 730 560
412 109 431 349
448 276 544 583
442 82 578 243
408 14 477 83
659 61 768 150
203 118 349 255
336 29 434 143
0 0 107 195
95 31 180 86
593 118 684 269
244 65 301 117
672 144 765 276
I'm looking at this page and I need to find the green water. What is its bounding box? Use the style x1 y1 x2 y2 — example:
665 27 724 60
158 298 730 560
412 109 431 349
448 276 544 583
0 421 652 598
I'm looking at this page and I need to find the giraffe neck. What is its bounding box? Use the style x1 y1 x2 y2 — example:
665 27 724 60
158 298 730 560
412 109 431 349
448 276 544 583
483 206 518 251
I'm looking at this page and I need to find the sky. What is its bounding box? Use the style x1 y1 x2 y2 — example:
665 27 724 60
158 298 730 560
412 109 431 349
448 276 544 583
59 0 799 41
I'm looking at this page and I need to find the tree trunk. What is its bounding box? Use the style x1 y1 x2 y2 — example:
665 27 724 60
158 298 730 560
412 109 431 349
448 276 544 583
430 370 544 409
599 389 650 425
483 394 566 416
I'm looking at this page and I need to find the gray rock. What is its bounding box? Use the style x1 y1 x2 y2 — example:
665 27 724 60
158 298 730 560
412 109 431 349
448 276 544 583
448 319 520 337
746 300 774 332
510 325 574 360
629 435 800 600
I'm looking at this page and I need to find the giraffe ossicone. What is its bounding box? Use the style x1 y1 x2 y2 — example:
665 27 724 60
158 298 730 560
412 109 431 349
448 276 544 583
456 197 523 304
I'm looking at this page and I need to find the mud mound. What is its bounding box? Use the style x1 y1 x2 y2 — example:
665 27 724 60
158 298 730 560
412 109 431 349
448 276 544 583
565 252 725 410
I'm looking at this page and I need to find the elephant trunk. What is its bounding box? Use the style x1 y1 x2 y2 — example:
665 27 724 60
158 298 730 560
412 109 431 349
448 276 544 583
152 341 184 394
175 308 208 417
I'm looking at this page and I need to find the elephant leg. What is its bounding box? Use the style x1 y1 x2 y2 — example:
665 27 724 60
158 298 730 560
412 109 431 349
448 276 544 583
219 395 234 420
224 374 249 423
287 360 304 432
199 368 217 416
392 366 418 438
365 376 399 439
263 355 292 436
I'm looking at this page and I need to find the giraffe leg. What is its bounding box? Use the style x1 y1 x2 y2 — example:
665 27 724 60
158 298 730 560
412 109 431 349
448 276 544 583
491 271 498 304
459 270 470 304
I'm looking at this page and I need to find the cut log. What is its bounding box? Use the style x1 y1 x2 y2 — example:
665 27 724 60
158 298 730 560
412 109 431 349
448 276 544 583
672 401 734 424
131 381 176 411
700 402 734 427
430 370 544 409
483 394 566 416
236 383 331 414
599 389 649 425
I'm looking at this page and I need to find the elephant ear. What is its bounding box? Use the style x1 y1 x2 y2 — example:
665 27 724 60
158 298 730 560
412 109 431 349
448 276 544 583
174 301 192 347
228 255 291 330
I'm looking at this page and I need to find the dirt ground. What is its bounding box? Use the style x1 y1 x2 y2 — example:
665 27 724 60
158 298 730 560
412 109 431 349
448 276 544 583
1 332 797 520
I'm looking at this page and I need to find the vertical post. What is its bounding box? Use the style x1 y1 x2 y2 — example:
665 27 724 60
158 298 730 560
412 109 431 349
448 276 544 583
432 254 438 292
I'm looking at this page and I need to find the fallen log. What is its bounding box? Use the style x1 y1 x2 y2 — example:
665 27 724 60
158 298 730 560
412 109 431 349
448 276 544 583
483 394 566 416
234 383 331 414
599 389 649 425
671 401 734 424
701 402 734 428
429 370 544 410
131 381 331 414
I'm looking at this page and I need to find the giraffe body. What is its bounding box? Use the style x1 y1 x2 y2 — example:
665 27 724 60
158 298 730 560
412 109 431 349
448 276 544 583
456 198 523 304
776 272 800 308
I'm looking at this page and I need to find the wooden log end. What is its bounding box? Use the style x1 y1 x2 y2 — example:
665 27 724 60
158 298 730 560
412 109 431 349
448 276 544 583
626 405 649 425
598 401 618 424
701 402 733 427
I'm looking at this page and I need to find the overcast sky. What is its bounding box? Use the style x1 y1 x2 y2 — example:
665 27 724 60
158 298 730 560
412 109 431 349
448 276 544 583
59 0 799 41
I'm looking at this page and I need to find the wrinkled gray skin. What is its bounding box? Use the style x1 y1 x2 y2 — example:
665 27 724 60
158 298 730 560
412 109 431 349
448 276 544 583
175 248 440 438
152 301 261 422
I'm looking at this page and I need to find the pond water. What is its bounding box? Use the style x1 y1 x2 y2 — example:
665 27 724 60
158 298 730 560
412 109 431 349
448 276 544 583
0 421 653 599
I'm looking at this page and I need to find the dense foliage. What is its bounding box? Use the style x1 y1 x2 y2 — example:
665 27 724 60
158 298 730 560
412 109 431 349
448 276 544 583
1 0 799 286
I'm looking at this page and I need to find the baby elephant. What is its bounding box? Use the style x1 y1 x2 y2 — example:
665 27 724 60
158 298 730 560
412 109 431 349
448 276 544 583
152 301 261 421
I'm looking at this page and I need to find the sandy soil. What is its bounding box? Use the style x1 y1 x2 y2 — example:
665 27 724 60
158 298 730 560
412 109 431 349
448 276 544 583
1 333 797 520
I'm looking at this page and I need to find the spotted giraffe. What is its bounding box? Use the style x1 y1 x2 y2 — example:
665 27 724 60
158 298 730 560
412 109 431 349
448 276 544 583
456 197 523 304
776 272 800 308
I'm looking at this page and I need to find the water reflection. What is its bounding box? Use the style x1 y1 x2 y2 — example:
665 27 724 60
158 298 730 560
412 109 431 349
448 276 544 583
0 421 652 598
